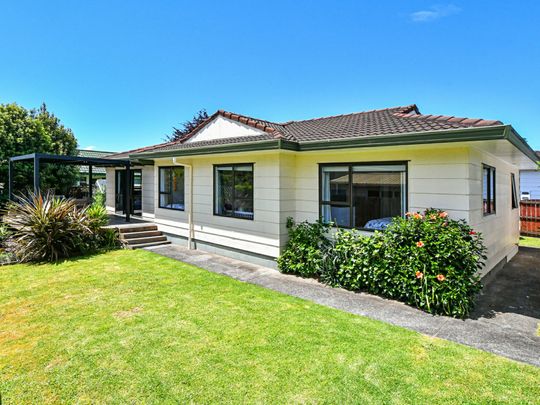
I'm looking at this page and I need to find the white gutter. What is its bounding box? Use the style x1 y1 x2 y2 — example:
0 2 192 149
172 157 194 250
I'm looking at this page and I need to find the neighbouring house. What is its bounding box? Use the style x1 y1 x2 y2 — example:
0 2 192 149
519 151 540 200
76 149 115 186
104 104 538 277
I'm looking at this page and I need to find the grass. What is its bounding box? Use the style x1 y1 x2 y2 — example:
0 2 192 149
0 250 539 404
519 236 540 248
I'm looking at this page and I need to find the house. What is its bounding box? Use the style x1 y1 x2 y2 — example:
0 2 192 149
104 105 538 277
519 151 540 200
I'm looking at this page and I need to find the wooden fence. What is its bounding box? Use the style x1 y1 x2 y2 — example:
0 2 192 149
520 200 540 237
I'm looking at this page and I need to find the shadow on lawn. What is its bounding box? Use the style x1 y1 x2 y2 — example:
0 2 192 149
0 247 123 269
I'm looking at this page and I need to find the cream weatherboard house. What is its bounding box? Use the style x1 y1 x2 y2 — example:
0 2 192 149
105 105 537 277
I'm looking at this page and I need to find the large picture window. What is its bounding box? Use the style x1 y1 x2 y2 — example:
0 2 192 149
159 166 185 210
214 164 254 220
482 164 496 215
320 163 407 230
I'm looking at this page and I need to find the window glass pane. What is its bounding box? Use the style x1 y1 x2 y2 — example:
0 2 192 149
483 167 489 214
511 173 518 209
234 199 254 219
322 204 350 227
352 171 404 229
322 166 349 202
160 193 171 208
490 168 496 212
234 168 253 199
171 167 185 207
234 165 252 172
353 164 406 172
160 168 170 193
215 167 234 216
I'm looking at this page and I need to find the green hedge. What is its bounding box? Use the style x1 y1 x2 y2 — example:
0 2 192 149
278 209 486 318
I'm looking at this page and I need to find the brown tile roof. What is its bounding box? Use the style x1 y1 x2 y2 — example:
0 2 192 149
106 141 178 159
125 104 505 156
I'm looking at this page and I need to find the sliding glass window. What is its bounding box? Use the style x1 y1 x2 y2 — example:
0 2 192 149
320 163 407 230
214 164 254 220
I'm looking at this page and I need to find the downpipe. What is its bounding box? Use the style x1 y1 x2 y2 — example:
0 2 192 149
172 157 194 249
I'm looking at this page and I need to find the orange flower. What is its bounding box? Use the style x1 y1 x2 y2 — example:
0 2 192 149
429 214 437 220
415 271 424 279
416 241 425 248
436 274 446 282
405 212 412 217
413 213 423 220
439 212 448 218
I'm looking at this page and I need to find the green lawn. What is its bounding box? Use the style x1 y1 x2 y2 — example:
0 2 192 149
519 236 540 248
0 251 538 404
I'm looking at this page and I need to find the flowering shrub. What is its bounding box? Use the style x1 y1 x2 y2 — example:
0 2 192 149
278 209 486 318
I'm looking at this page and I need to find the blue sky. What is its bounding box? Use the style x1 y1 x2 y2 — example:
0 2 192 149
1 1 539 152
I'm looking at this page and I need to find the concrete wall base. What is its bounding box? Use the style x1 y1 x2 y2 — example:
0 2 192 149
480 256 508 286
163 232 278 269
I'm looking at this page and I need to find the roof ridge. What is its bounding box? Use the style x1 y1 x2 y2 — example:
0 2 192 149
392 110 503 127
280 104 419 125
107 140 178 158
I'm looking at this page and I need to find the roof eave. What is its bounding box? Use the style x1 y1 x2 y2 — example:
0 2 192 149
503 126 539 164
130 139 299 159
127 125 537 163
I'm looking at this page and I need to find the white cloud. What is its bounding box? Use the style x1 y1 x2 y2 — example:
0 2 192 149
410 4 461 22
83 145 96 150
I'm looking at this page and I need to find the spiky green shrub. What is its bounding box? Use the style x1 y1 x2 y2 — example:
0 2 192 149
0 223 10 246
92 190 106 208
3 191 118 262
86 202 121 250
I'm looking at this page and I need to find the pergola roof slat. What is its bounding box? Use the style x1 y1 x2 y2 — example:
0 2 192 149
9 152 129 166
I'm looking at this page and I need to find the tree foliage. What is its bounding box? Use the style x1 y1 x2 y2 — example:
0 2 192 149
0 103 78 199
166 109 209 142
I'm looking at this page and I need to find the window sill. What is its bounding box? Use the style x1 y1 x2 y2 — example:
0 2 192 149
213 213 254 221
158 206 185 212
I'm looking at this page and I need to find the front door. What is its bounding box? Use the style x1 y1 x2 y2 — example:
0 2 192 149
115 169 142 216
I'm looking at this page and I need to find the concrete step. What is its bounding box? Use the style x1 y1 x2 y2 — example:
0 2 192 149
120 230 163 240
117 224 158 233
128 240 172 250
125 235 167 245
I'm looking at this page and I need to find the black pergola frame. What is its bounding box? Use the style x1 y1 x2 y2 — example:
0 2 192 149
8 152 133 222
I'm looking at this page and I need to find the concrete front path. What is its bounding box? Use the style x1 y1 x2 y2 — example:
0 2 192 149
149 244 540 367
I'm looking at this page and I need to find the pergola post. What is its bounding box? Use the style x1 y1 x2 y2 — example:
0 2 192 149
124 163 131 222
8 158 13 201
88 164 93 203
33 155 40 195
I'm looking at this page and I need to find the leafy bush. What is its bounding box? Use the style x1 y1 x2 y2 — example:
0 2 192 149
2 191 119 262
279 209 486 318
276 218 332 277
92 190 106 208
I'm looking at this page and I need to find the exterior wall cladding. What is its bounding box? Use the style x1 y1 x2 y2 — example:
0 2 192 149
106 142 519 277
